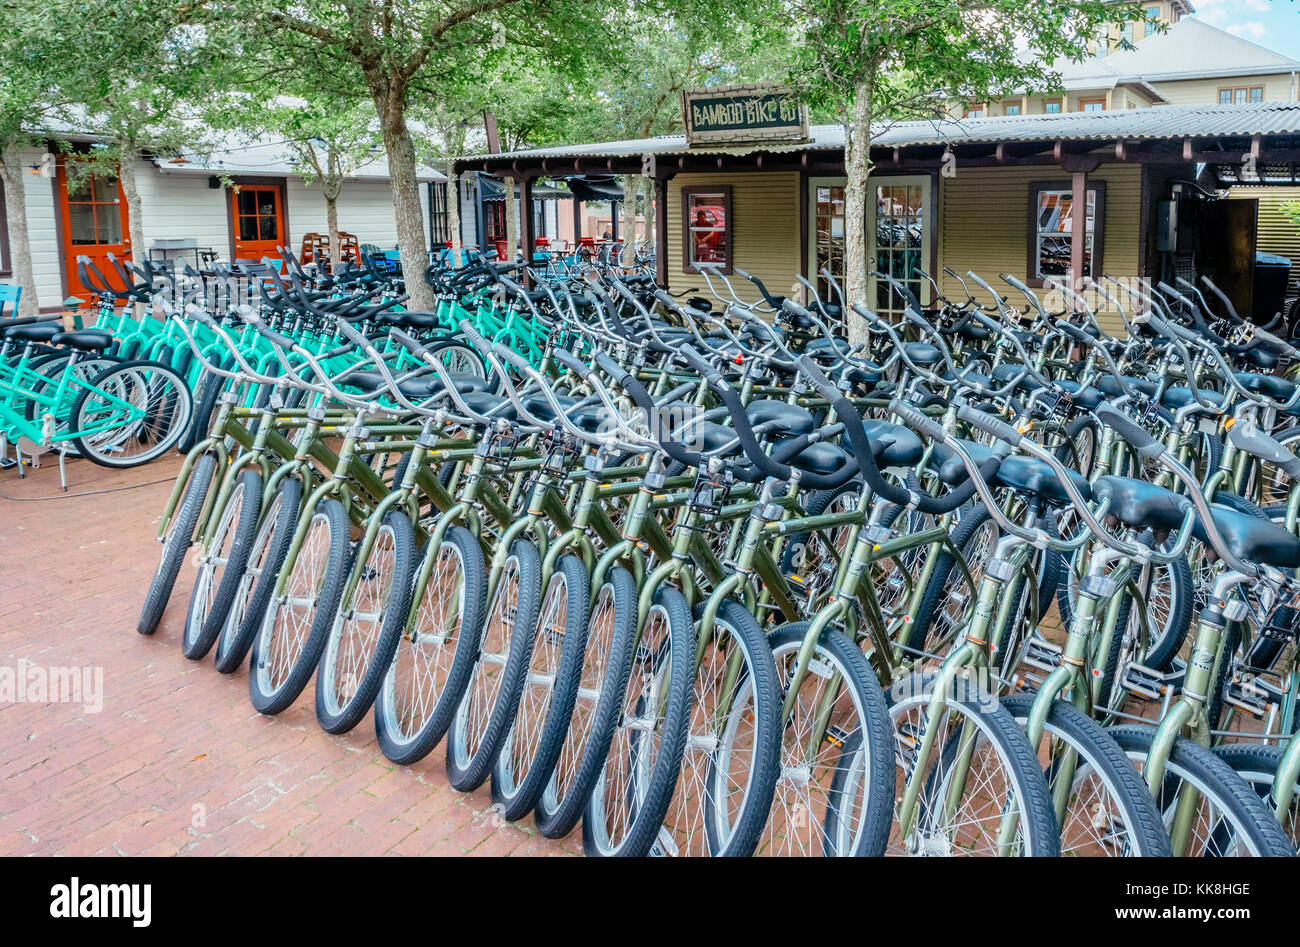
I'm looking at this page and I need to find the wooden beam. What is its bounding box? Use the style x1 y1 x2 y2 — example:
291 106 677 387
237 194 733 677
519 176 535 285
1070 169 1087 292
654 176 669 287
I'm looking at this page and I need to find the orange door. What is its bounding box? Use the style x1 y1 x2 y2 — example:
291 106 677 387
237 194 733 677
231 185 285 261
56 159 131 300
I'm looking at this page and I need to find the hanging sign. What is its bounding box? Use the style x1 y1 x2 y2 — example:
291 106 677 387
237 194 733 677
681 84 809 146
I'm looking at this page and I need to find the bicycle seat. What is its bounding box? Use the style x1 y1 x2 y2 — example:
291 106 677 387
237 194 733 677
789 440 850 476
859 418 924 468
460 390 516 420
1055 379 1104 411
690 420 744 456
521 392 607 434
1234 372 1295 402
1091 476 1190 532
339 368 489 398
1192 504 1300 569
379 311 441 330
903 342 943 367
928 438 996 485
994 454 1091 506
745 399 815 438
1096 374 1159 398
3 322 63 344
52 329 114 352
1160 386 1225 412
1240 347 1279 371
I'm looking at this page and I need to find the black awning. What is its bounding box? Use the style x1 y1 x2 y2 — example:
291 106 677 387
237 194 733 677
564 175 624 203
478 173 573 202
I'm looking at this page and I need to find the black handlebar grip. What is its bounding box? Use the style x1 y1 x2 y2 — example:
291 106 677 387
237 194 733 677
888 399 946 444
795 355 839 401
956 405 1023 447
1096 403 1166 461
389 328 427 359
551 347 593 381
594 351 628 384
1057 321 1093 346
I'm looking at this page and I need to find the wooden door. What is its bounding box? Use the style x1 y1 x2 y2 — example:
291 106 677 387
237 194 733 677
56 159 131 300
231 184 285 261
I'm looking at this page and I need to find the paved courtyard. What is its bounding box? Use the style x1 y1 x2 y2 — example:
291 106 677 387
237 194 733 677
0 454 573 856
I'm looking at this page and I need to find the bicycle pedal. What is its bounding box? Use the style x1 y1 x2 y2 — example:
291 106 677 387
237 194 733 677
1224 675 1284 718
1022 638 1063 673
1121 662 1183 701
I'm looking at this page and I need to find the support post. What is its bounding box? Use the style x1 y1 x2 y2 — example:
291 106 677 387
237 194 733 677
1071 169 1088 291
519 176 535 285
654 177 669 288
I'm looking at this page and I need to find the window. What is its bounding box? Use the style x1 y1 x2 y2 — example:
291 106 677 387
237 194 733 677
1080 97 1106 112
1144 4 1159 20
0 184 10 277
682 185 731 273
964 106 985 118
1004 104 1021 116
67 172 123 245
1027 181 1106 286
235 188 278 242
1219 86 1264 105
1044 99 1062 114
1119 23 1133 47
428 181 451 248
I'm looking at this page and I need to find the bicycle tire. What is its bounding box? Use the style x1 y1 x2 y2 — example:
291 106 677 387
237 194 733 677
375 525 487 764
315 509 416 734
491 554 591 821
213 476 302 674
1109 724 1295 856
1000 693 1172 856
534 565 637 839
182 468 262 660
583 584 693 857
137 452 217 636
70 359 193 468
447 537 543 792
248 496 350 715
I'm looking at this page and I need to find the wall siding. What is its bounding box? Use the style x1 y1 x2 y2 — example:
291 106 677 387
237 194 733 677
666 172 801 305
1156 74 1297 106
938 163 1144 337
136 161 229 258
19 147 63 309
1228 185 1300 270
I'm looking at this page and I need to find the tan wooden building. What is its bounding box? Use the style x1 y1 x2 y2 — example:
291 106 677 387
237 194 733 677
457 100 1300 337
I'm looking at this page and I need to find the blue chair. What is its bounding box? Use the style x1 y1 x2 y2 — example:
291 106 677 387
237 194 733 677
0 283 21 320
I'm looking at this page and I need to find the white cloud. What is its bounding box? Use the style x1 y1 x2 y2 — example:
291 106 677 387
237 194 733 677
1195 0 1270 26
1226 20 1267 40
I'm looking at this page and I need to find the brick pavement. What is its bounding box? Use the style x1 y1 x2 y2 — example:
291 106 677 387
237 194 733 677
0 454 575 856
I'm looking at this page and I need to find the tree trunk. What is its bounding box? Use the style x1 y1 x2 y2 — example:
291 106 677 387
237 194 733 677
503 174 518 263
0 145 39 317
446 169 462 266
379 110 434 311
843 85 874 345
619 175 638 266
325 193 340 274
117 148 146 267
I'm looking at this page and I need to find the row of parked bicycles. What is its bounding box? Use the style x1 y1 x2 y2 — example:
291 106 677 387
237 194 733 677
0 245 591 485
117 242 1300 857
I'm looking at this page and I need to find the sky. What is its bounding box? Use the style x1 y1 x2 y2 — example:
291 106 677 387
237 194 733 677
1191 0 1300 58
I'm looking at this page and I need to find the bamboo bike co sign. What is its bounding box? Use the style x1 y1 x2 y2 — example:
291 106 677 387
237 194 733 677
681 84 809 146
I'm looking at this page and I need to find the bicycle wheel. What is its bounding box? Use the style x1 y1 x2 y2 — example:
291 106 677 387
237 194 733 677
583 584 693 857
213 476 302 674
447 538 543 791
138 452 217 636
70 360 192 467
655 599 781 857
375 525 487 764
886 672 1061 856
534 565 637 839
1110 725 1296 856
182 468 262 660
1000 693 1172 856
759 622 895 857
315 509 416 734
177 358 230 454
1214 742 1299 851
492 554 591 822
906 503 1000 660
249 497 350 715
